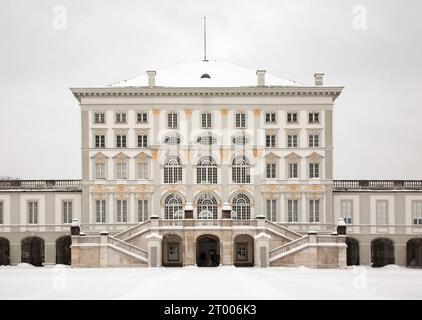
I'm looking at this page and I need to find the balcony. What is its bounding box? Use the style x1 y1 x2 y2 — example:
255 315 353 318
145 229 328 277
333 180 422 191
0 180 82 191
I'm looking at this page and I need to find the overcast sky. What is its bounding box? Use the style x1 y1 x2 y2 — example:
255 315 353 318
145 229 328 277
0 0 421 179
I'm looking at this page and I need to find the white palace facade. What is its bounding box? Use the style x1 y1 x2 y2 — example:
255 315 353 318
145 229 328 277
0 60 421 268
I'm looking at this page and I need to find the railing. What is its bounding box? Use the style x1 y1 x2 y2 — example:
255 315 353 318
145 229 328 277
113 220 151 240
269 235 310 259
108 236 148 259
72 236 101 244
333 180 422 190
159 219 258 228
265 220 303 240
316 235 339 243
0 180 82 190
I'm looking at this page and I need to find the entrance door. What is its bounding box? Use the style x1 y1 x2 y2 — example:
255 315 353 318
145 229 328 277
196 235 220 267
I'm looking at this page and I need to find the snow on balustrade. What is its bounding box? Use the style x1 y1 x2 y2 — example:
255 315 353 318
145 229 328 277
269 236 310 259
107 236 148 259
72 236 101 244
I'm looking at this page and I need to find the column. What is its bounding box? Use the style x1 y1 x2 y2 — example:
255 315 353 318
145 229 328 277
220 109 229 202
184 109 193 202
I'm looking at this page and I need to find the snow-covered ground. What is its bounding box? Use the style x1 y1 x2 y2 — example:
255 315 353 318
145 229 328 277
0 264 421 300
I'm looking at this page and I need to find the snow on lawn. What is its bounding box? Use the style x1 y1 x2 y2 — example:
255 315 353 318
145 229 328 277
0 265 421 300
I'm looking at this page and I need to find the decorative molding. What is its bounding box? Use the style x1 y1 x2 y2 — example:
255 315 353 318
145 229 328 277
184 109 192 117
253 109 261 116
152 109 161 115
220 109 228 116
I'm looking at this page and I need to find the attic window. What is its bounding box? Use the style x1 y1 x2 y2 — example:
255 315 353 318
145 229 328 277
200 73 211 79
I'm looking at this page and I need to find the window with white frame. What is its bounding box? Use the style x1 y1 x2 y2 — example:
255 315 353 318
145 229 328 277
288 199 298 222
28 201 38 224
232 156 251 184
265 112 276 124
412 201 422 225
232 135 249 145
308 112 319 124
138 199 149 222
0 201 3 224
308 134 319 147
116 199 128 223
95 135 105 148
235 112 246 128
201 112 212 128
95 200 106 223
116 135 126 148
197 134 217 145
94 112 105 124
309 163 320 178
376 200 388 225
287 134 298 148
116 162 127 179
164 194 184 219
137 160 149 179
197 156 217 184
95 162 106 179
266 134 276 148
341 200 353 224
115 112 127 124
232 194 251 220
288 163 298 179
137 134 148 148
167 113 178 128
137 112 148 124
63 201 72 224
164 156 183 184
164 135 181 145
266 162 276 179
266 199 277 221
287 112 298 124
309 199 320 223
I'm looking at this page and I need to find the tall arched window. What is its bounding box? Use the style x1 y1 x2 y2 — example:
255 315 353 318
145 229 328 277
197 193 218 219
164 156 182 183
164 194 184 219
197 156 217 184
232 156 250 184
232 194 251 220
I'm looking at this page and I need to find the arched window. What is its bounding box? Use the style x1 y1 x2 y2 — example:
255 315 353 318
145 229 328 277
197 156 217 184
164 194 184 219
232 194 251 220
232 156 250 184
197 193 218 219
164 156 182 184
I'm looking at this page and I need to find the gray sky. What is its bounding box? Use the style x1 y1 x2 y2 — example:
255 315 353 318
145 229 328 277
0 0 421 179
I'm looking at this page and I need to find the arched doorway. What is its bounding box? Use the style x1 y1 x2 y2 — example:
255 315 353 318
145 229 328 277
21 236 45 266
234 234 254 267
371 238 394 267
56 236 71 265
346 238 360 266
407 238 422 268
162 234 183 267
196 235 220 267
0 237 10 266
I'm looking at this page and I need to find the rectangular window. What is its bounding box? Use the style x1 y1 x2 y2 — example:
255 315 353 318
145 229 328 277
96 200 106 223
137 112 148 123
95 163 106 179
116 163 127 179
376 200 388 225
235 113 246 128
266 163 276 179
265 112 276 123
168 113 178 128
201 113 212 128
266 134 276 148
168 243 179 261
138 199 149 222
309 199 320 223
308 112 319 124
287 135 298 148
137 135 148 148
266 199 277 221
137 162 149 179
63 201 73 224
94 112 105 124
236 243 248 261
308 134 319 147
288 163 298 179
116 112 127 124
309 163 320 178
116 200 128 223
116 135 127 148
28 201 38 224
412 201 422 225
288 199 298 222
0 202 3 224
287 112 298 124
95 135 105 148
341 200 353 224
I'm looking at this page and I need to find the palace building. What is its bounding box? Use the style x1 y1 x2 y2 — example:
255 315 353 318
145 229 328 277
0 60 421 268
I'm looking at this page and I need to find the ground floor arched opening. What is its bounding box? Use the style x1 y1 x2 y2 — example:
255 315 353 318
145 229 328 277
196 234 220 267
407 238 422 268
56 236 71 265
371 238 394 267
0 237 10 266
233 234 254 267
162 234 183 267
21 236 45 267
346 237 360 266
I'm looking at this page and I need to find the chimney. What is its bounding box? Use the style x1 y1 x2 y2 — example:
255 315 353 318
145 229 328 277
147 70 156 87
314 73 324 86
256 70 266 86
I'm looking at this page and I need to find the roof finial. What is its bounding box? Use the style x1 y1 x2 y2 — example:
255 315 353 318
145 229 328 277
203 16 208 62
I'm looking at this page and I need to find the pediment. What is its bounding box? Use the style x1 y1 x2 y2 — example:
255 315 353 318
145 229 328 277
284 152 302 160
306 152 324 161
112 152 130 159
90 152 108 159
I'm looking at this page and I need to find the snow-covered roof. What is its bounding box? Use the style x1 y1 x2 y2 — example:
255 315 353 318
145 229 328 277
109 60 304 88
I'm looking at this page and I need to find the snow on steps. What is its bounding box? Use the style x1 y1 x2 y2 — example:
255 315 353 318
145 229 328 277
265 220 303 241
107 236 148 263
269 235 310 262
